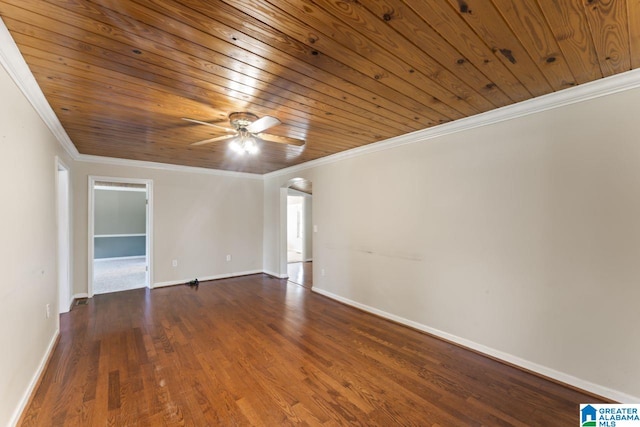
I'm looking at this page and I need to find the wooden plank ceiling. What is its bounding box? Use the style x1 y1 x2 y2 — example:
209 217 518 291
1 0 638 174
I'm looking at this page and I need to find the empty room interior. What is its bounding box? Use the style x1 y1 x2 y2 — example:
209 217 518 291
1 1 640 425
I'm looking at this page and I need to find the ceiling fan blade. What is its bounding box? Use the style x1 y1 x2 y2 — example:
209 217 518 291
191 134 236 146
247 115 280 134
182 118 235 132
257 133 305 146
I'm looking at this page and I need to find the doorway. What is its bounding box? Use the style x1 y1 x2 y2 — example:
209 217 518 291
88 177 153 296
56 158 71 314
287 193 304 263
282 179 313 288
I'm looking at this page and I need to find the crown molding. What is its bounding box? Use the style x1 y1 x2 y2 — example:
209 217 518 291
0 18 79 159
76 154 263 179
265 67 640 179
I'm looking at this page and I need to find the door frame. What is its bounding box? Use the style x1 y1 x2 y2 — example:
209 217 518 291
55 157 72 314
279 178 313 278
88 176 153 297
286 189 309 263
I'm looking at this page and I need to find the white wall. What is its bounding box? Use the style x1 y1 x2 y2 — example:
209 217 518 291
304 195 313 261
0 61 73 425
263 180 282 276
72 162 264 293
94 189 147 235
263 86 640 401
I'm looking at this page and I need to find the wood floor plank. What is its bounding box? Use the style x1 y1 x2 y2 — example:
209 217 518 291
19 274 608 426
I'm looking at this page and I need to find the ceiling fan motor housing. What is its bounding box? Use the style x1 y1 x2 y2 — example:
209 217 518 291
229 112 258 130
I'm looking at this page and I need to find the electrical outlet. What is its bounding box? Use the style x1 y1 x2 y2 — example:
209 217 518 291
226 254 231 262
321 268 326 277
172 259 178 267
45 304 50 319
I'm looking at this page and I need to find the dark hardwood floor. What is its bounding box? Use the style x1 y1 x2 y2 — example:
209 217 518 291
287 261 313 288
21 274 605 426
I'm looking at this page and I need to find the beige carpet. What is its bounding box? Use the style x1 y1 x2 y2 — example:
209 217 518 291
93 257 146 294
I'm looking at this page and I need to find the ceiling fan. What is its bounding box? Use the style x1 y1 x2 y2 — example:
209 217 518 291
183 112 305 154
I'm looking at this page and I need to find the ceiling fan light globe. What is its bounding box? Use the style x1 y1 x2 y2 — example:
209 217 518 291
229 140 243 154
245 139 259 154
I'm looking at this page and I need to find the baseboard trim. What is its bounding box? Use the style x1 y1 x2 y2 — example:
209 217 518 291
311 287 640 403
72 293 89 300
263 270 288 279
11 329 60 427
153 270 264 288
62 296 75 314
